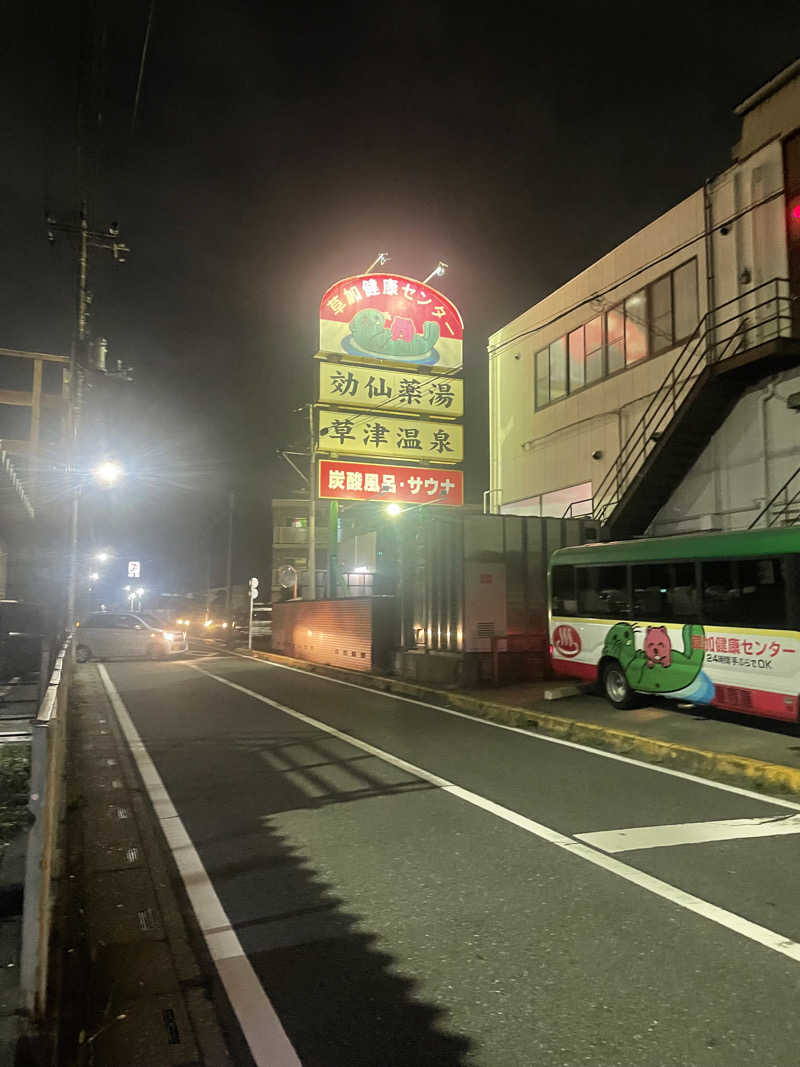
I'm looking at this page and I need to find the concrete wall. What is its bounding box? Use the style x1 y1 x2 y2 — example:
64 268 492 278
650 368 800 534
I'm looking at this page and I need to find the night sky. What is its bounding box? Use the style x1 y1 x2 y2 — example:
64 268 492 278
1 1 797 595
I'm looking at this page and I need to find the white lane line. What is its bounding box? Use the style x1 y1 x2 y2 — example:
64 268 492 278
214 648 800 814
97 664 301 1067
576 813 800 853
188 660 800 966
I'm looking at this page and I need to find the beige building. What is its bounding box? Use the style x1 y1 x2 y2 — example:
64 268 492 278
488 60 800 538
271 497 329 600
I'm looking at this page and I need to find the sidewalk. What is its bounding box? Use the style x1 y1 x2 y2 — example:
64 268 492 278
57 665 233 1066
240 646 800 796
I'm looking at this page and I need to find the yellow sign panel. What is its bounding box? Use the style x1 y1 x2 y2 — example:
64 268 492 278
317 409 463 464
318 361 463 418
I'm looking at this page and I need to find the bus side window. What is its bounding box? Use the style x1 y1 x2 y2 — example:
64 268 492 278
578 565 630 618
551 565 577 616
668 562 698 620
737 558 786 629
701 560 737 624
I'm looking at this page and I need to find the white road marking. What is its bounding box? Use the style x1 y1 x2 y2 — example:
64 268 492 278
214 647 800 813
576 813 800 853
97 664 301 1067
188 661 800 966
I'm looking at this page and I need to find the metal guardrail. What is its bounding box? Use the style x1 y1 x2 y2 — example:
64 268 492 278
749 464 800 528
568 278 793 526
19 635 72 1018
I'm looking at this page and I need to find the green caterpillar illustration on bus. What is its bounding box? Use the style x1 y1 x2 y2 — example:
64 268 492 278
548 529 800 722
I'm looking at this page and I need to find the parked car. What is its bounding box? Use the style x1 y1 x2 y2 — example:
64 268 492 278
0 600 43 681
74 612 188 662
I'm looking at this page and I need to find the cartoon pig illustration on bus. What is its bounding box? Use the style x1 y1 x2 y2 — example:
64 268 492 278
644 625 672 669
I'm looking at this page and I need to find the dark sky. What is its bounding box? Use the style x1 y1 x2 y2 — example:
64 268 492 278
1 1 798 594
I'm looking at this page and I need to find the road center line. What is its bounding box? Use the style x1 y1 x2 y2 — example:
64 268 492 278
214 646 800 814
97 664 302 1067
576 813 800 853
187 659 800 966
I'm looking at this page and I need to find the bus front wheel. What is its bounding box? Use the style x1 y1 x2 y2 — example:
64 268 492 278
602 660 636 709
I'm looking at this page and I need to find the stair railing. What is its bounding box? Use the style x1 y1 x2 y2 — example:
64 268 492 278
584 278 792 527
749 464 800 528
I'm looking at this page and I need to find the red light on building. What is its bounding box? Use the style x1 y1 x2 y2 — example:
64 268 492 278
792 203 800 221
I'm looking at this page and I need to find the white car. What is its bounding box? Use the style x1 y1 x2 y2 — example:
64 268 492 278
75 612 188 662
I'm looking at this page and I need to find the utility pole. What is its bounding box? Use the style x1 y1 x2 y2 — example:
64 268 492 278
308 405 316 600
48 204 130 627
224 490 235 625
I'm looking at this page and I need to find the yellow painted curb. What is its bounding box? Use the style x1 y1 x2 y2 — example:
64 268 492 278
242 647 800 796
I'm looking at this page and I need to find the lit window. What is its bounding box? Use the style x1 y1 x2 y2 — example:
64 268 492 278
624 290 648 364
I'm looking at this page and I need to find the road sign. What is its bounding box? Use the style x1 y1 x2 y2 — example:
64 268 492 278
318 460 463 506
127 561 141 579
248 577 259 599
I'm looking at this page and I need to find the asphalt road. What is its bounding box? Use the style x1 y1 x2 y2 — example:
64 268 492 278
99 649 800 1067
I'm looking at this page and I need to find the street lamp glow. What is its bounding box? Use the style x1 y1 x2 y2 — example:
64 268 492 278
385 502 403 516
93 460 123 487
89 572 100 582
95 551 110 563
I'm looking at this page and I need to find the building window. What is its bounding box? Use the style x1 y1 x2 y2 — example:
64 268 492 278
568 326 585 393
624 290 648 364
649 274 673 355
606 305 625 374
673 259 699 342
532 257 699 412
549 337 567 401
585 315 604 383
535 347 549 408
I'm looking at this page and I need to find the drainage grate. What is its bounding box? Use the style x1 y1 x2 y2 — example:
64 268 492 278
125 846 139 864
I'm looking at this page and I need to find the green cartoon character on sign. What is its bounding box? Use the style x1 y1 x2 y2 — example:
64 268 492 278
602 621 705 695
349 308 440 360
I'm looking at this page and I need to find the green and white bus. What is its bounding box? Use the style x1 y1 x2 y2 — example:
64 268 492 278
548 527 800 721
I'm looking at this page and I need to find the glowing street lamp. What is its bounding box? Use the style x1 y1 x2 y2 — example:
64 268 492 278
93 460 123 487
95 551 111 563
385 502 403 517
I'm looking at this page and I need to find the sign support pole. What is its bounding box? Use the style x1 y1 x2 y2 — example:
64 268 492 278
248 586 254 649
328 499 339 598
308 405 316 600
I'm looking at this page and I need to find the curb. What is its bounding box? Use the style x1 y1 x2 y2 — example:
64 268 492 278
236 646 800 797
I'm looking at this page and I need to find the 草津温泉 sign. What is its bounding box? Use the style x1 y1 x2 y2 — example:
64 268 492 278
319 274 463 371
318 361 464 418
317 408 463 463
318 460 463 506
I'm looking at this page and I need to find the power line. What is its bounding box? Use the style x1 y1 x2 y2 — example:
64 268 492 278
130 0 155 136
487 188 786 359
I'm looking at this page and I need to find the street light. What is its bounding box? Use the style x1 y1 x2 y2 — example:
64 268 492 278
93 460 123 487
385 502 403 517
95 550 111 563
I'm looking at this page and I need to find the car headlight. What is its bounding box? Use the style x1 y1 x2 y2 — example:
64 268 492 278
162 631 175 641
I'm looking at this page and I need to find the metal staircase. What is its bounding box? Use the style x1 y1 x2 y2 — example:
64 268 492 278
569 278 798 539
749 465 800 528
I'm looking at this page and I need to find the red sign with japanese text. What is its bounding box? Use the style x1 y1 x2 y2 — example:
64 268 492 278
319 274 463 371
318 460 463 507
